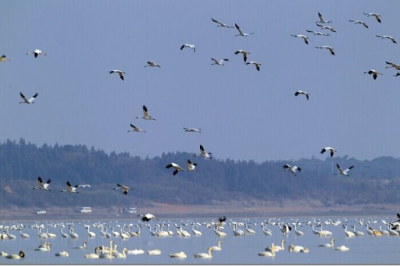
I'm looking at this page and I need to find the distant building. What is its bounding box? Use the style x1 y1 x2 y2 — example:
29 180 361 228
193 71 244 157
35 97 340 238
78 207 92 213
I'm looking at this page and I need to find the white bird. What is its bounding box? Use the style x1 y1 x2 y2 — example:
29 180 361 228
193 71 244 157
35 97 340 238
187 159 198 172
352 225 365 236
376 35 397 44
127 124 146 133
210 241 222 251
147 249 161 255
60 181 87 193
19 229 30 238
294 224 304 236
234 50 250 62
336 164 354 176
35 242 51 251
343 226 355 237
113 183 131 195
289 245 309 253
127 249 145 255
84 247 101 259
258 248 275 257
246 61 261 71
144 61 161 68
138 213 157 222
194 144 213 159
234 23 254 37
109 70 125 80
315 46 335 55
266 240 285 252
279 223 291 235
26 49 46 58
316 23 337 32
136 105 156 120
5 251 25 259
335 245 349 251
291 34 309 45
283 164 302 176
321 147 336 157
385 61 400 70
317 225 333 237
211 18 234 28
316 12 332 24
319 238 335 247
169 251 187 258
211 58 229 66
20 92 38 104
194 247 213 259
55 251 69 257
86 226 96 237
294 90 310 100
364 69 383 80
305 30 330 36
363 12 381 23
180 43 196 52
33 176 51 191
166 162 185 175
348 20 369 28
183 127 201 133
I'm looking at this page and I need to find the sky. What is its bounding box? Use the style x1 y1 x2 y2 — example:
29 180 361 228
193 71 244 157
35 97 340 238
1 0 399 163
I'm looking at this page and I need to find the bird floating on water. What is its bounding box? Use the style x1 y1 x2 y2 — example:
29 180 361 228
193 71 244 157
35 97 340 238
144 61 161 68
246 61 261 71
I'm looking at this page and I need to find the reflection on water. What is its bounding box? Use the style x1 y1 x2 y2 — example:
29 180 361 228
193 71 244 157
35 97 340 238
0 216 399 264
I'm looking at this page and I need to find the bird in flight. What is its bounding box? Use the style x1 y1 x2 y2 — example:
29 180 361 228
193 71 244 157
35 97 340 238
321 147 337 157
136 105 156 120
315 46 335 55
184 127 201 133
20 92 38 104
305 30 330 36
138 213 158 222
211 18 234 28
128 124 146 132
246 61 261 71
211 58 229 66
187 159 198 172
109 70 125 80
234 23 254 37
180 43 196 52
294 90 310 100
316 23 337 32
26 49 46 58
348 20 369 28
283 164 302 176
194 144 212 159
376 35 397 44
336 164 354 176
33 177 51 191
144 61 161 68
363 12 381 23
113 184 131 195
316 12 332 24
291 34 309 45
234 50 250 62
385 61 400 70
364 69 383 80
61 181 90 193
166 162 185 175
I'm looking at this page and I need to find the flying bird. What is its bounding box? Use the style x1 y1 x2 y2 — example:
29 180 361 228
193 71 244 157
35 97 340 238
113 184 131 195
33 177 51 191
187 159 198 171
127 124 146 132
376 35 397 44
246 61 261 71
60 181 89 193
234 23 254 37
109 70 125 80
316 12 332 24
211 58 229 66
180 44 196 52
348 20 369 28
211 18 234 28
283 164 302 176
291 34 309 44
26 49 46 58
20 92 38 104
183 127 201 133
138 213 157 222
321 147 337 157
144 61 161 68
336 164 354 176
166 162 185 175
364 69 383 80
316 23 337 32
194 144 212 159
294 90 310 100
136 105 156 120
234 50 250 62
315 46 335 55
363 12 381 23
385 61 400 70
305 30 330 36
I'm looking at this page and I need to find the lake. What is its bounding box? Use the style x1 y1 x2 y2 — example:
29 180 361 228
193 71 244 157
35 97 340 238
0 216 399 264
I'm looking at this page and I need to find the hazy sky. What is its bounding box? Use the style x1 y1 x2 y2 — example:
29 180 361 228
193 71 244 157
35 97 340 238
1 0 399 163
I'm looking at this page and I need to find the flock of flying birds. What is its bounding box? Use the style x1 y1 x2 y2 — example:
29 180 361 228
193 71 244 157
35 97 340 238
2 11 399 200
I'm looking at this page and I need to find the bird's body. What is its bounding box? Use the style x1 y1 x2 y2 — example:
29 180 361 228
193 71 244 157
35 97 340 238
194 248 213 259
348 20 369 28
128 124 146 133
319 238 335 248
211 58 229 66
321 147 336 157
246 61 261 71
113 183 131 195
138 213 157 222
60 181 87 193
144 61 161 68
187 159 198 172
166 162 185 175
211 18 234 28
55 251 69 257
385 61 400 70
109 70 125 80
20 92 38 104
6 251 25 259
26 49 46 58
291 34 309 44
234 50 250 62
294 90 310 100
0 55 11 61
169 251 187 258
315 46 335 55
136 105 156 120
316 12 332 23
180 44 196 52
335 245 349 251
316 23 337 32
283 164 302 176
306 30 330 36
363 12 381 23
34 176 51 191
210 241 222 251
234 23 254 37
258 248 275 257
289 245 309 253
147 249 161 255
195 144 212 159
376 35 397 44
364 69 383 80
336 164 354 176
184 127 201 133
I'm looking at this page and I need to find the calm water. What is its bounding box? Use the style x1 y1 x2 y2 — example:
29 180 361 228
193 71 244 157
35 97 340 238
1 216 399 265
